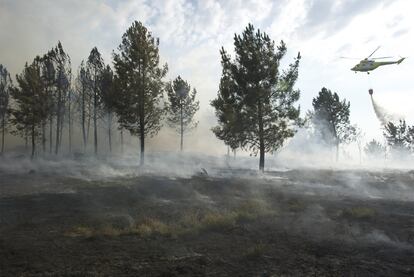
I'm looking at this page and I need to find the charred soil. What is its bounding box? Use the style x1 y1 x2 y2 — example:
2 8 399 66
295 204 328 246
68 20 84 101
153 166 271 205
1 169 414 276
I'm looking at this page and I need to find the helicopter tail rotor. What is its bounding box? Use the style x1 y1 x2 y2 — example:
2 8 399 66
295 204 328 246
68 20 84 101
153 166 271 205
397 57 405 64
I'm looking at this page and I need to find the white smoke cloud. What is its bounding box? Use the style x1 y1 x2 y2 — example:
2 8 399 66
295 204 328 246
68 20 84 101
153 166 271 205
370 94 404 126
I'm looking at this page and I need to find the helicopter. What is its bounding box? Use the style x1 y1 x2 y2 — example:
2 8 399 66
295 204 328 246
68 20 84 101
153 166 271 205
341 46 405 74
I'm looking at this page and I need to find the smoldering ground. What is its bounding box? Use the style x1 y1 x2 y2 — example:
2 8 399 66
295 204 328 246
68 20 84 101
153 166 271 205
1 152 414 276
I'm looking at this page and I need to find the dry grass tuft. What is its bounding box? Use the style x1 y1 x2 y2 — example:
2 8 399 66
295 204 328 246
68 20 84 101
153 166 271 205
180 211 202 228
100 225 123 236
243 243 267 259
200 212 237 231
65 200 275 238
342 207 376 219
64 226 94 238
235 199 273 222
287 199 306 212
131 218 173 237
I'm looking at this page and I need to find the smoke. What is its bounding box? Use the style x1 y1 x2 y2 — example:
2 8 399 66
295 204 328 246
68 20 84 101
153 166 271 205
1 146 414 254
370 94 404 126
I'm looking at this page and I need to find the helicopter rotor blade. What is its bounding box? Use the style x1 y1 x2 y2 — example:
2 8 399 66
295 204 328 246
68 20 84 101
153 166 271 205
339 56 360 60
367 46 381 59
371 56 393 59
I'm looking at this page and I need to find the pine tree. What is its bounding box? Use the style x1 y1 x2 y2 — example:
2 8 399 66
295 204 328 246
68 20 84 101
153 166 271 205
310 87 355 161
113 21 168 165
11 58 49 159
75 61 93 151
41 52 57 154
45 42 71 155
211 24 301 171
364 139 386 160
383 120 412 157
100 65 116 153
165 76 199 151
86 47 104 155
406 125 414 152
0 64 12 155
66 77 74 154
211 48 243 153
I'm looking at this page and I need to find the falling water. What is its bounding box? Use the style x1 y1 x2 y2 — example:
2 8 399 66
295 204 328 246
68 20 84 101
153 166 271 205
369 91 403 126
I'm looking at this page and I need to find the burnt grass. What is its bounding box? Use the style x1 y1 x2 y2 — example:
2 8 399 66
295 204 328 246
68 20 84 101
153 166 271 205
1 169 414 276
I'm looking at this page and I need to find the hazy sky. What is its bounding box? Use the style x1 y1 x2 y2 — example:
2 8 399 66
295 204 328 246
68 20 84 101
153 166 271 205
0 0 412 153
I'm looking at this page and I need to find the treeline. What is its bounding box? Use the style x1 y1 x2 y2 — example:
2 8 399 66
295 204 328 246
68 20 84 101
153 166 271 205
362 120 414 162
0 21 199 163
209 24 414 168
304 87 414 163
0 22 412 170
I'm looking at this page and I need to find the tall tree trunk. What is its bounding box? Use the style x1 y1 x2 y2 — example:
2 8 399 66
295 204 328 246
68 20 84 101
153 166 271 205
31 124 35 160
1 116 5 155
258 99 265 172
139 65 145 166
108 127 112 153
25 129 28 152
42 121 46 153
335 143 339 162
333 128 339 162
55 89 61 155
259 142 265 171
49 117 53 154
140 129 144 166
180 103 183 151
120 128 124 154
139 97 145 165
59 108 64 154
81 89 86 152
108 113 112 153
68 92 72 154
87 106 91 142
93 91 98 156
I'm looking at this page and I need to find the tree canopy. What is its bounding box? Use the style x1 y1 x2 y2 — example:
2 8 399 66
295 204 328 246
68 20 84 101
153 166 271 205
364 139 386 160
165 75 199 151
211 23 301 171
310 87 355 160
383 120 414 157
11 58 49 158
113 21 168 165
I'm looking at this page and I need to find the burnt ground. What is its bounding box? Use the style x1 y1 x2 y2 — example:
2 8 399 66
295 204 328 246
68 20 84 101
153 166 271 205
1 168 414 276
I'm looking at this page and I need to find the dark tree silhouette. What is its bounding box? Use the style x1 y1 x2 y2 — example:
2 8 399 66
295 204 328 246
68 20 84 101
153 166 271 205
211 49 242 153
113 21 168 165
11 58 49 159
41 52 57 154
44 42 71 155
100 65 116 153
383 120 413 156
86 47 104 155
211 24 301 171
75 61 93 151
0 64 12 155
310 87 355 161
